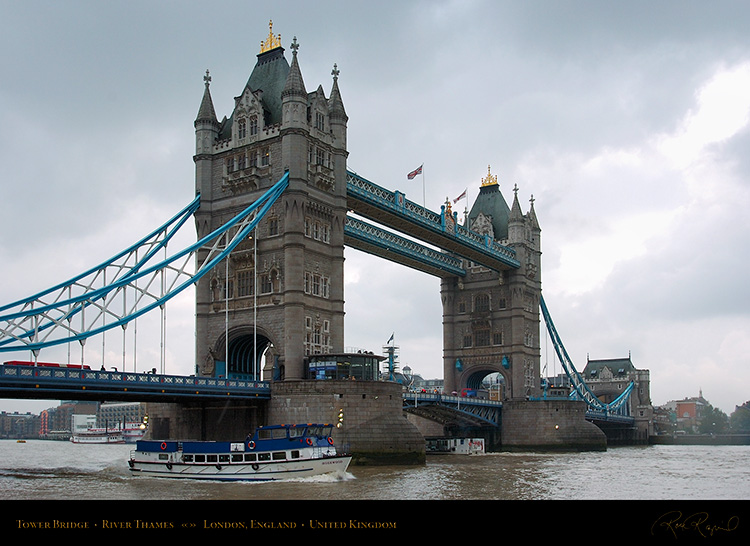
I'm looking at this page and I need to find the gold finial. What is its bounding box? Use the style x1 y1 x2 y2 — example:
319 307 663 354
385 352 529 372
260 20 282 53
481 165 498 187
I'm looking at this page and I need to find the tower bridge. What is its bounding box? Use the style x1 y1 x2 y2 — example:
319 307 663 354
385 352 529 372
0 22 649 458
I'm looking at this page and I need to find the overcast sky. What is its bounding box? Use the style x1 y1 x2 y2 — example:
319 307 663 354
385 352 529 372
1 1 749 416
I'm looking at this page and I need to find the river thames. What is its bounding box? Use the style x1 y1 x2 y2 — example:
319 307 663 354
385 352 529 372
1 440 748 538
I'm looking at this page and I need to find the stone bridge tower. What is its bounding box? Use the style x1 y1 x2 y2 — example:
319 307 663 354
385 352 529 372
193 23 348 382
441 167 542 400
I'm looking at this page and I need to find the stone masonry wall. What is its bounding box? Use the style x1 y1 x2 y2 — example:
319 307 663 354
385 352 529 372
501 399 607 451
268 380 425 465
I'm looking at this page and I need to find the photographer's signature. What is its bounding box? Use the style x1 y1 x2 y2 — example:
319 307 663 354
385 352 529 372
651 511 739 539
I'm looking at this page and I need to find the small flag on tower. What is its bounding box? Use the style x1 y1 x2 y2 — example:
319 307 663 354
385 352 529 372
453 189 467 203
407 165 423 179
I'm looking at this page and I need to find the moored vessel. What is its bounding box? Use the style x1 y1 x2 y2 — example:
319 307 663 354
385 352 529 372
127 423 351 481
71 429 125 444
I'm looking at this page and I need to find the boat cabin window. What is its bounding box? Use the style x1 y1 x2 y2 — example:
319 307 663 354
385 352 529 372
307 426 332 438
195 455 205 463
219 455 230 463
183 454 194 462
258 453 271 461
257 428 287 440
158 454 169 461
244 453 257 462
291 450 300 459
231 454 243 462
272 452 286 461
288 427 305 439
207 455 218 463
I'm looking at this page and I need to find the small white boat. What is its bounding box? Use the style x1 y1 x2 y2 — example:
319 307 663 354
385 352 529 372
127 423 351 481
427 437 485 455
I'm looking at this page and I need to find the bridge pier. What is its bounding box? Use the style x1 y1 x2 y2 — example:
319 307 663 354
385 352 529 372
143 400 266 442
268 380 425 465
501 399 606 451
142 380 425 464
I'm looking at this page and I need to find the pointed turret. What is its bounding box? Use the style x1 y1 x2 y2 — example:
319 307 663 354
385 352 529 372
194 70 220 201
195 69 219 127
328 63 348 150
507 183 525 244
328 63 347 123
282 36 307 100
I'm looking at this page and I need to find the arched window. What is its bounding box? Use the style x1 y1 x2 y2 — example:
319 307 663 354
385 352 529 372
475 293 490 312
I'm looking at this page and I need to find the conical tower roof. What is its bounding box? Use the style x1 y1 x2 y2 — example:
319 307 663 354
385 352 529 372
467 166 511 240
195 69 218 125
328 63 347 122
282 36 307 101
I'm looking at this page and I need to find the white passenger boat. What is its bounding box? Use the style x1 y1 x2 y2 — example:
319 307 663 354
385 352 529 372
127 423 351 481
71 429 125 444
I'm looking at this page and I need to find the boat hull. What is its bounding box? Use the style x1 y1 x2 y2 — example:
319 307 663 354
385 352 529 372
128 455 351 481
128 424 351 482
71 434 125 444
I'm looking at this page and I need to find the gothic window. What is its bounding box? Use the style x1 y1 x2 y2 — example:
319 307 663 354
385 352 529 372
463 334 472 348
237 153 246 170
304 217 331 244
304 315 332 355
249 149 258 167
260 273 272 294
304 271 330 299
458 301 466 314
238 118 247 139
260 147 270 167
475 294 490 313
249 115 258 136
493 331 503 346
268 216 279 236
474 329 490 347
226 157 235 173
315 111 325 131
236 269 253 298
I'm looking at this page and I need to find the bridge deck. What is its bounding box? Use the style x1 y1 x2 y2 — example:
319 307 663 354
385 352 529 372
0 364 270 403
346 171 520 272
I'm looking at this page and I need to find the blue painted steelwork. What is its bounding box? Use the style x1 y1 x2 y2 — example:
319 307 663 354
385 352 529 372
402 391 502 426
346 170 520 271
540 295 633 415
344 215 466 277
0 362 270 402
0 173 289 353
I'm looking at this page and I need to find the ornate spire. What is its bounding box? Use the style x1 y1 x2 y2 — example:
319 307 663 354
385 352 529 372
509 182 524 221
481 165 498 187
328 63 347 122
195 69 218 125
282 36 306 99
259 20 282 53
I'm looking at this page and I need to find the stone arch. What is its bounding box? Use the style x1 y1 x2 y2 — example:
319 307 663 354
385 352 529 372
458 365 509 399
213 325 277 381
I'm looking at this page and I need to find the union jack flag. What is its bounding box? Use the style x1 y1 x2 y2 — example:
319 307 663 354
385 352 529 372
407 165 423 179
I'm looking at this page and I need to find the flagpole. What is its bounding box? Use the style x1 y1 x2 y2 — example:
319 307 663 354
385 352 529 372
422 166 426 213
